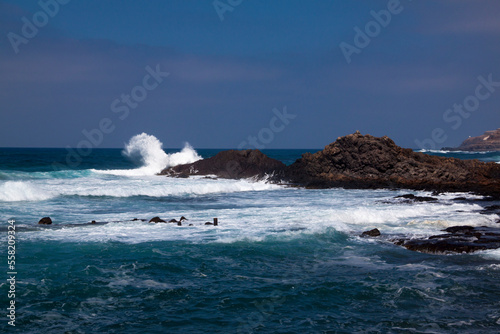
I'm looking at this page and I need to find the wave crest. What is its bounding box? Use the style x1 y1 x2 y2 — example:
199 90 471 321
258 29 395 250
0 181 54 202
94 133 201 176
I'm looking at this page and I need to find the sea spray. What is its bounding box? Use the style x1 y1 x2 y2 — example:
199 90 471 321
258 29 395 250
95 133 201 176
166 143 202 167
122 133 169 174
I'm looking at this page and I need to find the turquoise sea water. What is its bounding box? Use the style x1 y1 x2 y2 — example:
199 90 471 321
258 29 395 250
1 135 500 333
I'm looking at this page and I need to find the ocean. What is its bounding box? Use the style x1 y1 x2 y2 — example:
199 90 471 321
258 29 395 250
1 133 500 333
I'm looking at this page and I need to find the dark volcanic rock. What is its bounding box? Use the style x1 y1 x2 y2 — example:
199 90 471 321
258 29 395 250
394 194 438 202
394 225 500 254
159 149 286 179
157 131 500 197
443 128 500 152
149 216 166 223
38 217 52 225
283 131 500 197
360 228 381 237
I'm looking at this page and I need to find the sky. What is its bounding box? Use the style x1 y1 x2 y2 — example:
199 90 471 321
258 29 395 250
0 0 499 150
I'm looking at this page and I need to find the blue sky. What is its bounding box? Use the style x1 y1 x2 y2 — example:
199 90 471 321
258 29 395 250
1 0 499 149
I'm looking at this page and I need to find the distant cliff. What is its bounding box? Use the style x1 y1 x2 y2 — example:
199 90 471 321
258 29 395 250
443 128 500 152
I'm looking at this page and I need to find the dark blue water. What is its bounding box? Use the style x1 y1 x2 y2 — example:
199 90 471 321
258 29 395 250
0 148 315 173
1 144 500 333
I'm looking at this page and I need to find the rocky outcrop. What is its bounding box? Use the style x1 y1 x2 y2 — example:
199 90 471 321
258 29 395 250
443 128 500 151
360 228 381 237
159 149 286 179
149 216 166 223
158 131 500 197
283 131 500 197
394 226 500 254
38 217 52 225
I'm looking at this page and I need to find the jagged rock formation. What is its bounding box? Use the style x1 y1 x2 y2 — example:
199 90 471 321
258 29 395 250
443 128 500 151
158 132 500 197
284 131 500 197
394 226 500 254
159 149 286 179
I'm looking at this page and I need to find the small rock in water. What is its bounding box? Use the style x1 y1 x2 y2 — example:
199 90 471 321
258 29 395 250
205 218 219 226
395 194 438 202
149 216 166 223
38 217 52 225
361 228 381 237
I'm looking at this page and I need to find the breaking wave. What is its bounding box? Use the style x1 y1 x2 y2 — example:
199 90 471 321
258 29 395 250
93 133 201 176
0 181 55 202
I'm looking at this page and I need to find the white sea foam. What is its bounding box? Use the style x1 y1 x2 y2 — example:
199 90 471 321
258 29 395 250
93 133 201 176
0 181 55 202
56 177 281 198
417 149 453 154
17 187 497 244
417 149 492 154
0 169 91 180
478 249 500 260
0 174 281 202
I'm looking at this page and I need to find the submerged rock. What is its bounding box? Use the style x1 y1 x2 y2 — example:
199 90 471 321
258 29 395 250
159 149 286 179
394 225 500 254
394 194 438 202
360 228 381 237
38 217 52 225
